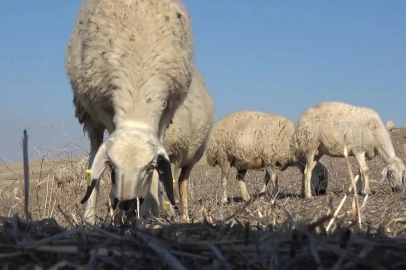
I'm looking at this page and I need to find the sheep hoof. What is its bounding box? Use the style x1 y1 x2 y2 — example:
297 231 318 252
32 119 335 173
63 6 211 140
231 196 245 203
181 214 190 223
314 189 326 195
304 193 312 199
362 189 372 195
391 186 402 193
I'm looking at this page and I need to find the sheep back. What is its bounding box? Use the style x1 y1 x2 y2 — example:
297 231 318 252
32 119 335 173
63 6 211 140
163 67 215 168
65 0 195 128
206 111 295 170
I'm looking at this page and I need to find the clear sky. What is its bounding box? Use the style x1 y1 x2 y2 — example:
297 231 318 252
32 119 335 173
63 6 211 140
1 0 405 163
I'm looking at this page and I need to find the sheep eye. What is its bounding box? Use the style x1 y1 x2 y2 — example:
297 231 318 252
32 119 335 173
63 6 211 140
147 164 155 172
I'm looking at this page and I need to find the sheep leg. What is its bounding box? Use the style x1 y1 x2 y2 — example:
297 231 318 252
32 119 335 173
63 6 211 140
354 152 371 195
270 167 279 196
259 169 271 194
303 150 318 198
140 170 161 220
83 124 104 224
178 165 193 223
171 162 181 204
219 163 231 204
259 168 278 196
161 162 179 222
237 169 250 202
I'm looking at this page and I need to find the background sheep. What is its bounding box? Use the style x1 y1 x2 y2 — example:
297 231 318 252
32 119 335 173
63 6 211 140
163 67 214 222
205 110 328 203
386 120 395 132
65 0 195 224
291 101 405 198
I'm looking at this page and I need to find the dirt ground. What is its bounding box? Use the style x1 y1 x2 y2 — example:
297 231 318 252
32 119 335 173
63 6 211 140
1 127 406 234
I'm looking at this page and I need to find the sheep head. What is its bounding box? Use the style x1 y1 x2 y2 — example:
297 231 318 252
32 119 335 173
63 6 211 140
380 157 405 192
80 126 175 210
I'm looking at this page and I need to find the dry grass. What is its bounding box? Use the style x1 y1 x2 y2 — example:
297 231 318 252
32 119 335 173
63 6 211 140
1 126 406 269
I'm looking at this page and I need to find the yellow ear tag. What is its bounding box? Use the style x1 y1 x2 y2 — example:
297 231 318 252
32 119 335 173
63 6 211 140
173 178 176 183
86 169 92 186
163 201 170 212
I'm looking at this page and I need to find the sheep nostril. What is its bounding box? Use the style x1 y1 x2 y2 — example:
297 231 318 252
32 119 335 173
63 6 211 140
119 198 145 216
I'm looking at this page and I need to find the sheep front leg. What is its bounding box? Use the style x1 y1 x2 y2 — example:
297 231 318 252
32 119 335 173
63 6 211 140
303 151 318 198
163 162 179 222
178 165 193 223
171 162 180 204
219 163 231 204
354 152 371 195
83 180 101 224
83 125 104 224
237 169 250 202
140 170 161 220
108 184 115 216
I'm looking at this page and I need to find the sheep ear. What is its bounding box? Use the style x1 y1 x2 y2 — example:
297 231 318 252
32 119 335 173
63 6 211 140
81 142 108 204
156 154 175 206
91 142 109 179
380 166 388 182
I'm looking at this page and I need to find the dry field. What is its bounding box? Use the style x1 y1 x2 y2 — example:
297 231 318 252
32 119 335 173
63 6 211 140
1 127 406 269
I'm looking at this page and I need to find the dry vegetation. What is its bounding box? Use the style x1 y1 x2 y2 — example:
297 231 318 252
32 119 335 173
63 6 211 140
1 127 406 269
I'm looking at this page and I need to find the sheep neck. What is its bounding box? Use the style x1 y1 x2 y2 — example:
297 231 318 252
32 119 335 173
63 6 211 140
376 142 397 164
115 103 164 131
111 76 171 135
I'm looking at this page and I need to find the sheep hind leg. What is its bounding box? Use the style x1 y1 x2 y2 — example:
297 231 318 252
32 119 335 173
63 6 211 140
259 169 270 195
303 150 318 198
270 167 279 197
259 167 279 197
237 169 250 202
354 152 371 195
178 165 193 223
82 123 105 225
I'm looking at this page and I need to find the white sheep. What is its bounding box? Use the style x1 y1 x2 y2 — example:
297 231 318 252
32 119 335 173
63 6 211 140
205 110 328 203
291 101 405 198
110 67 215 222
386 120 395 132
65 0 195 224
162 67 214 222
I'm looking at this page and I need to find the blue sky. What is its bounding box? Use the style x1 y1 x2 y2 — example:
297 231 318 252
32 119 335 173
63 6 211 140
1 0 405 163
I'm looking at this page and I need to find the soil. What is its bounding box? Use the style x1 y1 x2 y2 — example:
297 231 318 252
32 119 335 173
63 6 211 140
1 128 406 234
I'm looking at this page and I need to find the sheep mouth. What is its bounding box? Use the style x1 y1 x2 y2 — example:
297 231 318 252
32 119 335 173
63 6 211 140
112 197 144 219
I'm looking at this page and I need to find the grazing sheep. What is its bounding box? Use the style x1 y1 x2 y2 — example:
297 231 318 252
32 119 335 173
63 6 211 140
386 120 395 132
110 67 215 222
65 0 195 224
205 110 328 203
291 101 405 198
163 67 214 222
